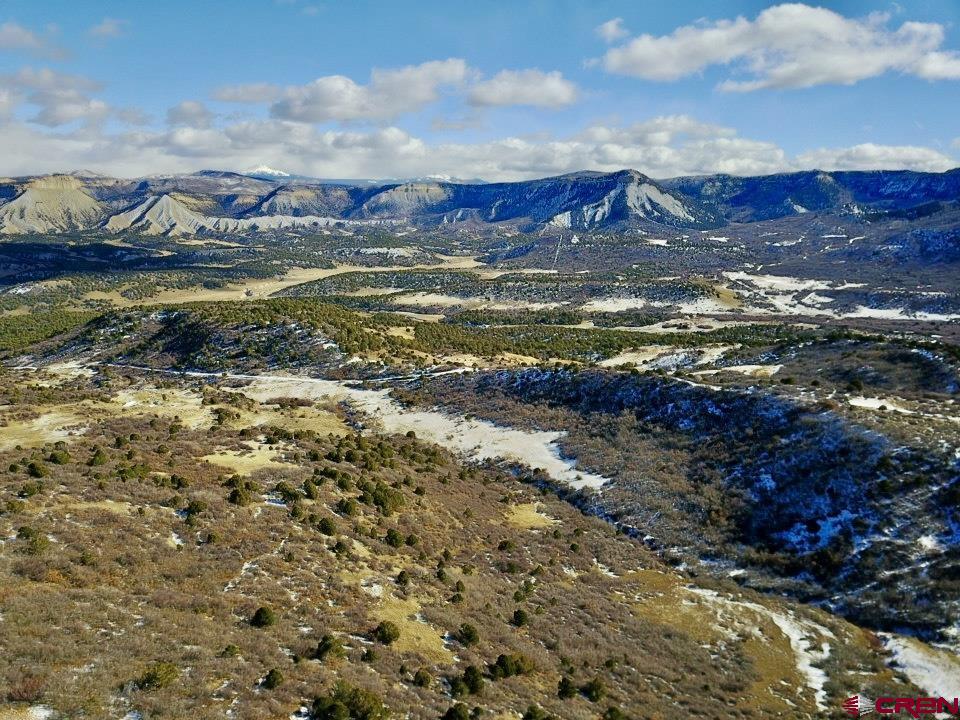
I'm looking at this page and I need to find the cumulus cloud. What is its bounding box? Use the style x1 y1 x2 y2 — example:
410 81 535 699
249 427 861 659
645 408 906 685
796 143 957 172
2 105 954 181
601 3 960 90
268 59 468 122
88 18 126 39
0 21 64 58
595 18 628 43
468 70 578 108
167 100 215 128
0 67 111 126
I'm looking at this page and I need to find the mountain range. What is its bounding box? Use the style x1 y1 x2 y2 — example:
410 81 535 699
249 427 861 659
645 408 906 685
0 167 957 237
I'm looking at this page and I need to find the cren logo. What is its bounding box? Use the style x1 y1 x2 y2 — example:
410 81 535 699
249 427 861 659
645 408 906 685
844 695 873 717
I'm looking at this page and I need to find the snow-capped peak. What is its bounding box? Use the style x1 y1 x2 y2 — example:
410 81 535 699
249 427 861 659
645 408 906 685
246 165 290 177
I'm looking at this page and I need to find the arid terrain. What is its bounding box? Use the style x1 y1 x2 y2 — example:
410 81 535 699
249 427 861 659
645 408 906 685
0 168 958 719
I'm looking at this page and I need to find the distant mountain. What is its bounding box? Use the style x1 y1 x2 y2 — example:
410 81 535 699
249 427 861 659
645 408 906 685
244 165 291 179
663 168 960 222
0 175 104 234
0 168 956 236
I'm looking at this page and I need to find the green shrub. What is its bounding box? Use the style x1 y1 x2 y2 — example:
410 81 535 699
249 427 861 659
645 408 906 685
250 606 277 628
582 677 606 702
373 620 400 645
442 704 469 720
318 516 337 535
312 682 389 720
314 634 345 662
262 668 284 689
558 676 576 699
17 481 43 498
48 449 70 465
462 666 484 695
413 669 432 688
136 662 179 690
489 653 534 679
455 623 478 646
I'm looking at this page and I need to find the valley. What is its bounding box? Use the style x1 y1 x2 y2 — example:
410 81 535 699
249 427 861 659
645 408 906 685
0 167 958 719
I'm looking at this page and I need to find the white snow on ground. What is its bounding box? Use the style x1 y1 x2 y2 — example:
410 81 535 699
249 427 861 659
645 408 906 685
580 296 731 314
724 271 833 292
693 364 782 378
688 587 834 710
721 272 960 321
392 292 561 311
846 306 960 321
196 373 610 490
580 297 648 312
848 396 915 414
881 634 960 698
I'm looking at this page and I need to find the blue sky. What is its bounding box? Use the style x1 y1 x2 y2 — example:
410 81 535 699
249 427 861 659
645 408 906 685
0 0 957 179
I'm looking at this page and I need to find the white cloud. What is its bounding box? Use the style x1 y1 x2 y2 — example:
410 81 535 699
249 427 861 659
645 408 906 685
0 92 954 179
88 18 126 39
468 69 578 108
601 4 960 90
595 18 628 43
269 59 468 122
796 143 957 172
952 138 960 150
0 67 110 127
167 100 214 128
0 22 63 58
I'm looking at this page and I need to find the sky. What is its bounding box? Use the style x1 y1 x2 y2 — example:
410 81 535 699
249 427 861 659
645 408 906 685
0 0 958 180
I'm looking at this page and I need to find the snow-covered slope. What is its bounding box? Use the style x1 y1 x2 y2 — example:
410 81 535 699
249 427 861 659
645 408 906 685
0 175 104 234
104 193 368 236
0 168 955 236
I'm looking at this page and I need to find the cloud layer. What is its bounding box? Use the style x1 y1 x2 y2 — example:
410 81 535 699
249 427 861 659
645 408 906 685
0 111 954 181
0 5 955 179
601 4 960 90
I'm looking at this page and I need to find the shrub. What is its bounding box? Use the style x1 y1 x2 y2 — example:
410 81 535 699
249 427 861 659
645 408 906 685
489 653 534 679
442 704 469 720
462 666 484 695
558 676 576 699
48 449 70 465
5 672 45 702
413 669 432 687
263 668 284 689
384 528 404 548
522 707 556 720
456 623 479 646
136 662 179 690
373 620 400 645
274 481 301 504
512 609 529 627
18 481 43 498
314 634 345 661
312 682 389 720
582 677 606 702
250 606 277 628
337 498 359 517
318 516 337 535
228 487 252 506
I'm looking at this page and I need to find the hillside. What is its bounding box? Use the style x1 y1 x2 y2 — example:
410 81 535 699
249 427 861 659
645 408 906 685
0 355 926 720
0 168 956 237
